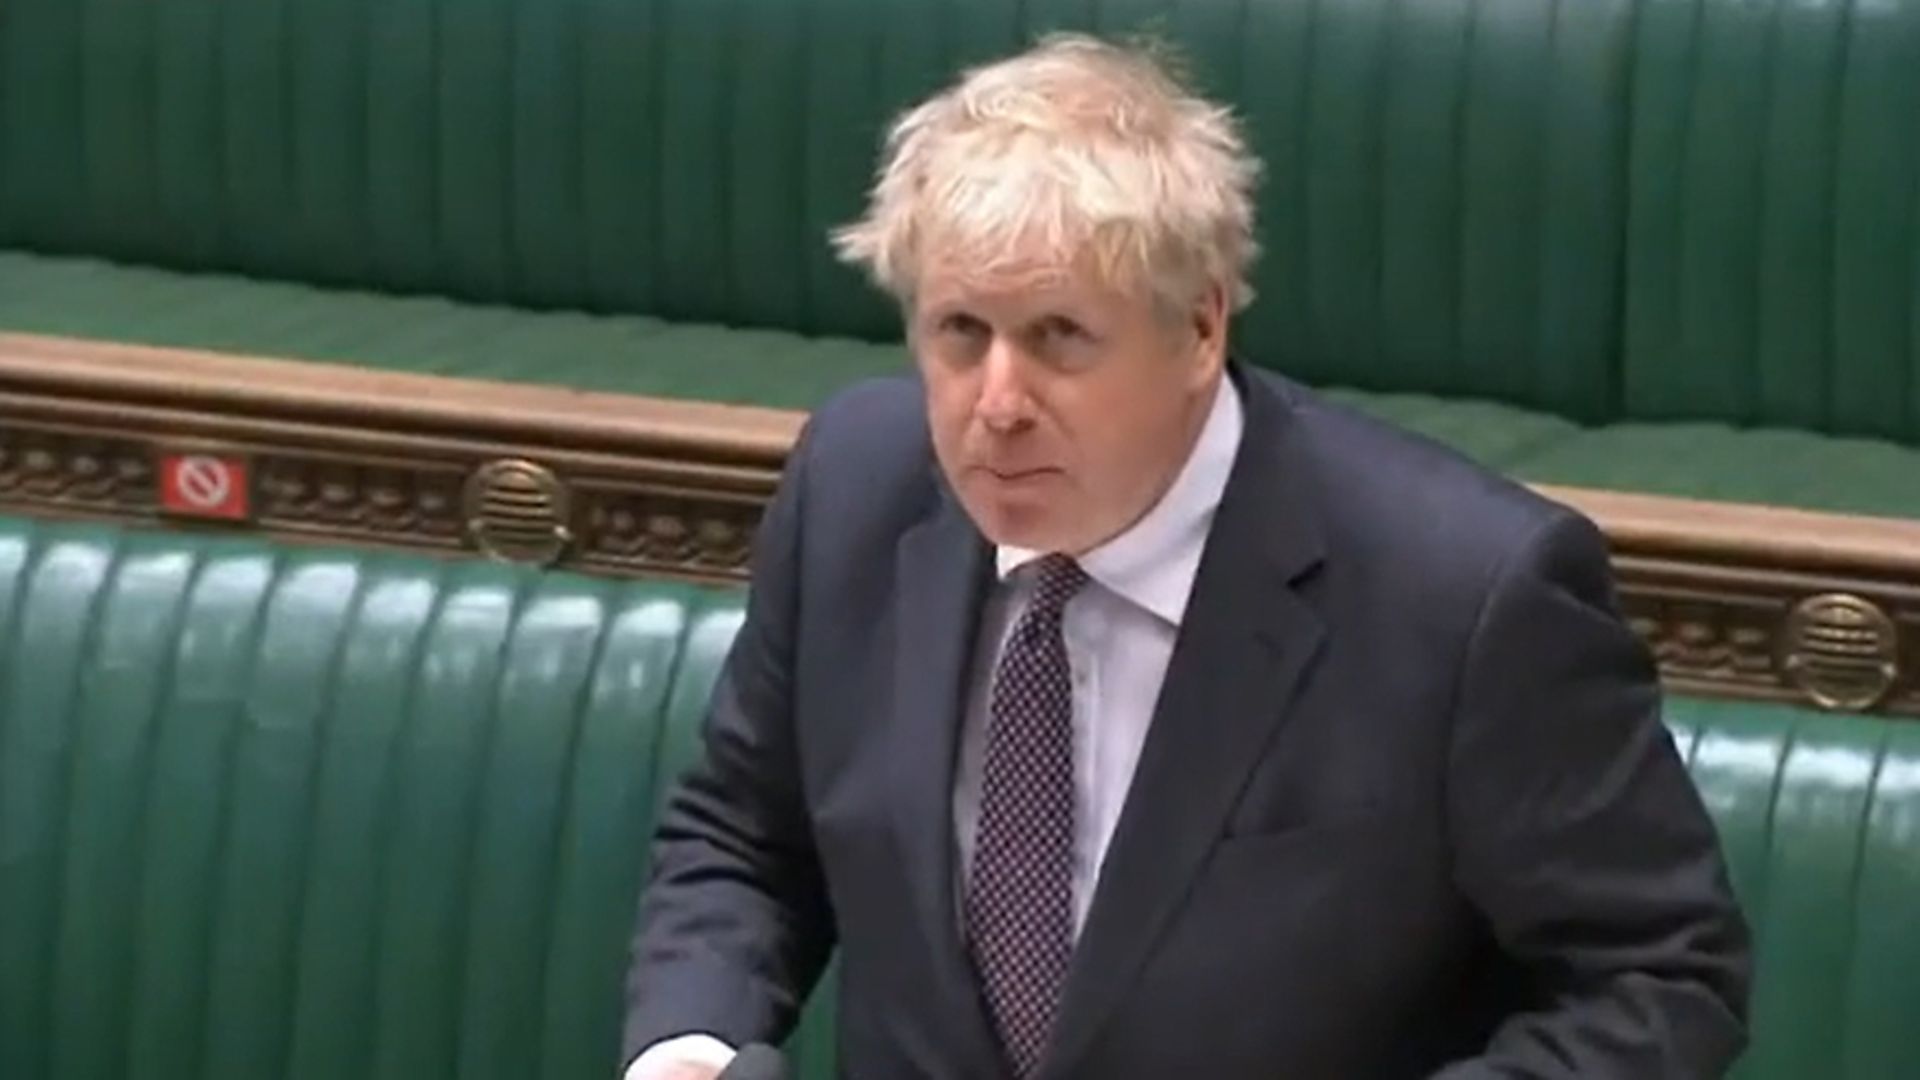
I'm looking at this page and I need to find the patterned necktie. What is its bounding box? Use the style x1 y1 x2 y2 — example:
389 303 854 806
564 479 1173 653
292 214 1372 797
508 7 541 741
966 553 1089 1078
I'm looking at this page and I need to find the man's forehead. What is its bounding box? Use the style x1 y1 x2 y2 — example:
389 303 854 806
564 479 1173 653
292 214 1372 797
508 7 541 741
914 257 1121 313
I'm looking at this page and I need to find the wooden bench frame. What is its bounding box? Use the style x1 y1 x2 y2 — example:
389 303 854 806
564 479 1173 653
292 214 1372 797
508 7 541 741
4 331 1916 719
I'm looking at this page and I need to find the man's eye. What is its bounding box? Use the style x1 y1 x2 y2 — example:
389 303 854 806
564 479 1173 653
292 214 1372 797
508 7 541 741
1042 316 1088 340
939 314 986 337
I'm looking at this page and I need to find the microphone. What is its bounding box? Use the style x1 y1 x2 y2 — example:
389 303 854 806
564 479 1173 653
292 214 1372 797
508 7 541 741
717 1043 788 1080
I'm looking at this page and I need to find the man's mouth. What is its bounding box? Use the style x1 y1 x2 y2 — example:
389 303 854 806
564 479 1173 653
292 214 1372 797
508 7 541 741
982 466 1057 481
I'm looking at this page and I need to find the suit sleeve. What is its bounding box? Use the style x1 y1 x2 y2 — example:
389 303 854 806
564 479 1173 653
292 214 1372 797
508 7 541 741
1434 510 1752 1079
620 421 835 1066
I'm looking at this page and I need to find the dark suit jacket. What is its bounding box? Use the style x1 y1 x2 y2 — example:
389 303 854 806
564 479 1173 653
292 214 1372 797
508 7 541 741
623 364 1751 1079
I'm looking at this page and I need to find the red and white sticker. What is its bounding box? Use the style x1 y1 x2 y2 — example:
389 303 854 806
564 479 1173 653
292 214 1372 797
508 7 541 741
159 453 251 521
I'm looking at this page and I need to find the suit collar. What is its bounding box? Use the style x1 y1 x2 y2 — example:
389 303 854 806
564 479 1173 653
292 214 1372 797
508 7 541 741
884 362 1328 1077
1042 362 1329 1076
996 373 1244 627
887 486 1004 1075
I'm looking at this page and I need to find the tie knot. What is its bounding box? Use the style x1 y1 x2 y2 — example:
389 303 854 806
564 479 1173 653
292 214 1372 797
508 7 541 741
1027 554 1089 618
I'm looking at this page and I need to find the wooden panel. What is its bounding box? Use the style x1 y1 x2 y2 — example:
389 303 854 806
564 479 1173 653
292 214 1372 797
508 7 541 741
0 332 797 583
5 332 1918 717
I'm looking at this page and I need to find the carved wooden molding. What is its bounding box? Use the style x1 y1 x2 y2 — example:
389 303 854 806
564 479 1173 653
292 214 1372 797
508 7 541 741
4 332 1918 717
0 332 796 583
1538 487 1920 718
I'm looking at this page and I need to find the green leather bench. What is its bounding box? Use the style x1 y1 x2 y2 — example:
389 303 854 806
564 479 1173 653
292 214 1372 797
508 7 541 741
0 513 825 1080
4 0 1920 520
2 512 1917 1079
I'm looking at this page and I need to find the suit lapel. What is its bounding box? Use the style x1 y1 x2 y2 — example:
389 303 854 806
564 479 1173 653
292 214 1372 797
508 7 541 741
1043 369 1329 1077
886 487 1003 1074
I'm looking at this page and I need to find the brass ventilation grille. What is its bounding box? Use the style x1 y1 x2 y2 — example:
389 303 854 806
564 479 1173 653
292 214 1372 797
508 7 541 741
1783 593 1900 712
464 459 573 566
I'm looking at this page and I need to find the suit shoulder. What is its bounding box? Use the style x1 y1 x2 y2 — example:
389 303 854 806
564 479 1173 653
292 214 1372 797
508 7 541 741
1277 379 1591 575
787 374 941 527
799 375 927 469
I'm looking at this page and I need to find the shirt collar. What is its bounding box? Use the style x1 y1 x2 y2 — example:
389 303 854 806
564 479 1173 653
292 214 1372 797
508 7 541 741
996 373 1244 626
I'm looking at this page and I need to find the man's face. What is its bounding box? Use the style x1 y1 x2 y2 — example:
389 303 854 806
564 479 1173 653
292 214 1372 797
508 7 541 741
911 258 1226 554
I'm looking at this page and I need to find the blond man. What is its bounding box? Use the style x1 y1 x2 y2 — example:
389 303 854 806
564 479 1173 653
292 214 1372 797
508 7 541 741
622 35 1748 1080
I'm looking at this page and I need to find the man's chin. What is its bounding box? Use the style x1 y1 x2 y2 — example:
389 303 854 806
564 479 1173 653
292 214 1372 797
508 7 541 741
961 499 1080 553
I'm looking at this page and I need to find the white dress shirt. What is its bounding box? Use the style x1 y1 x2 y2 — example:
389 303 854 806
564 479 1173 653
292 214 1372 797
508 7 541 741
954 374 1242 936
627 377 1244 1079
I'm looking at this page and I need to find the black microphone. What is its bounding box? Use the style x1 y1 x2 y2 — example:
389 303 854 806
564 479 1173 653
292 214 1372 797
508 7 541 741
717 1043 788 1080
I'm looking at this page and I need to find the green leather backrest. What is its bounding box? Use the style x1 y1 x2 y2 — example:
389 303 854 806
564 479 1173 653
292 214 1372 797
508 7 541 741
0 515 847 1080
3 514 1920 1076
1622 0 1920 441
0 0 1634 420
1668 697 1920 1078
1233 0 1631 418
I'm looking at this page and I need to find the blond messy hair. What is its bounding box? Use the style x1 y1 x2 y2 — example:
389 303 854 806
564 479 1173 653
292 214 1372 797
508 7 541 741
832 33 1262 316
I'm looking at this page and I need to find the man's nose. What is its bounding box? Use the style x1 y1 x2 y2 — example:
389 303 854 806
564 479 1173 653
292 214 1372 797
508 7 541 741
975 339 1035 433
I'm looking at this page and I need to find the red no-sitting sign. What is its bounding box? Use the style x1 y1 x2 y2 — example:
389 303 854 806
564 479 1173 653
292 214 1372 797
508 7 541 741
158 452 251 521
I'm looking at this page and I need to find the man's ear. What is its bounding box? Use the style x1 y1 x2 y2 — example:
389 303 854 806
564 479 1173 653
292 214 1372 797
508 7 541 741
1188 283 1230 386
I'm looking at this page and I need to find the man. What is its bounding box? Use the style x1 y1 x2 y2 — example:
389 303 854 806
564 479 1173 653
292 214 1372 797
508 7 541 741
622 34 1750 1080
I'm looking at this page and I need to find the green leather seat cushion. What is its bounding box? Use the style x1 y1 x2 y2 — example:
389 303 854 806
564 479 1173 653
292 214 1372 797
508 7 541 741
11 250 1920 518
1509 423 1920 520
0 251 906 412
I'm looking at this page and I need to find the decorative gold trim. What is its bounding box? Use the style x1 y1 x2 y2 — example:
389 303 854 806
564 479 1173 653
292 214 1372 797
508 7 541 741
575 486 760 578
0 424 155 515
261 454 465 543
4 332 1919 716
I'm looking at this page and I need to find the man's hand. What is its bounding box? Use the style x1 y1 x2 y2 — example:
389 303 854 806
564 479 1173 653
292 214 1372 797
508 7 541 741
622 1033 737 1080
645 1064 722 1080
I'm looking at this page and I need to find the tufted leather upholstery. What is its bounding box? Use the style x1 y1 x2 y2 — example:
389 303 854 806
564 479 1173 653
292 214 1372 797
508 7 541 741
0 515 834 1080
0 0 1633 421
1231 0 1632 419
2 513 1918 1077
1668 697 1920 1078
6 0 1920 448
1622 0 1920 443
